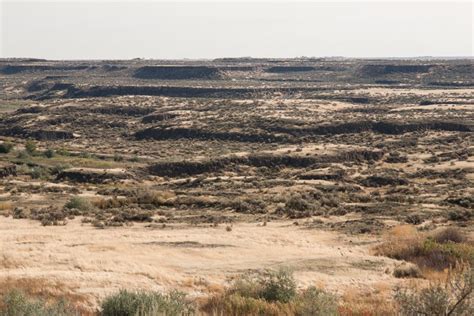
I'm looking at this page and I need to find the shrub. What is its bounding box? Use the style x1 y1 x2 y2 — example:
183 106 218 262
1 290 77 316
294 286 338 315
277 194 319 218
418 239 474 270
231 198 266 214
259 268 297 303
100 289 193 316
131 189 174 207
448 209 472 222
395 266 473 316
432 227 467 244
202 269 338 316
405 213 423 225
25 141 36 155
55 148 70 156
50 164 71 176
113 154 124 162
375 225 474 272
0 142 14 154
64 196 93 212
393 263 422 278
94 197 129 209
16 150 30 159
29 166 51 180
44 148 55 158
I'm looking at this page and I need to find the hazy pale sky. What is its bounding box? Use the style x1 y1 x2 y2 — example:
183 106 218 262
1 1 472 59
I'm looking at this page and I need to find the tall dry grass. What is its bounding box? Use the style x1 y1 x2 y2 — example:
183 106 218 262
374 225 474 277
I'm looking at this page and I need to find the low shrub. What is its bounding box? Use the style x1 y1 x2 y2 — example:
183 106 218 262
201 269 338 315
259 268 297 303
375 225 474 272
29 166 51 180
100 289 193 316
64 196 93 212
447 209 472 222
16 151 30 159
113 154 124 162
231 198 266 214
395 266 473 316
277 194 320 218
0 290 78 316
30 207 68 226
294 286 338 315
43 148 55 158
94 197 129 209
433 227 467 244
0 142 14 154
25 141 36 155
393 263 423 278
131 189 174 207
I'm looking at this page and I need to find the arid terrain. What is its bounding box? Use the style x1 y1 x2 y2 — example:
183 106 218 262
0 58 473 314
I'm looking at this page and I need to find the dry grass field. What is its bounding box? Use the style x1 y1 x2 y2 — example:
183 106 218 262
0 58 473 315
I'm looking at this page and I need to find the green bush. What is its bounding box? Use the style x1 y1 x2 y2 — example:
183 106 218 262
395 267 473 316
25 141 37 155
50 164 71 176
113 154 124 162
100 289 193 316
44 148 55 158
55 148 71 156
259 268 297 303
0 142 14 154
229 268 296 303
294 286 339 316
64 196 93 212
29 166 51 180
419 239 474 270
202 269 338 315
17 150 30 159
0 290 77 316
433 227 467 244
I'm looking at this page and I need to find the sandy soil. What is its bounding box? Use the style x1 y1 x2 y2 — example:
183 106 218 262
0 217 401 308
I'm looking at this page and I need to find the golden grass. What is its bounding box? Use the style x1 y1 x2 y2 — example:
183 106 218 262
374 225 474 277
0 254 20 269
0 201 12 217
339 286 397 316
0 201 12 211
0 277 93 315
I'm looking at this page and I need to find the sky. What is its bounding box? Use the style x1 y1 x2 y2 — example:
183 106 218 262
1 0 472 59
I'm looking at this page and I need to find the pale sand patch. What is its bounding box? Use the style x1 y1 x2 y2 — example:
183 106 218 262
0 217 401 309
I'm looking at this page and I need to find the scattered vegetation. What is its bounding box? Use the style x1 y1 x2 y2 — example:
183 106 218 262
44 148 55 158
0 142 14 154
395 266 473 316
64 196 93 212
25 141 37 155
0 290 79 316
201 268 339 315
100 289 194 316
375 226 474 272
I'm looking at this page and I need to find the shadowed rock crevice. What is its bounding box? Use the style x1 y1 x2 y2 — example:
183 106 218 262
133 66 222 80
269 121 473 136
0 127 74 140
147 150 383 177
135 127 286 143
